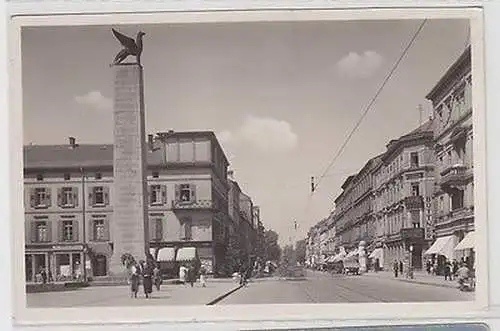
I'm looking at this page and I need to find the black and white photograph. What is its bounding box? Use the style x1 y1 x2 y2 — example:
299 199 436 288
9 7 488 324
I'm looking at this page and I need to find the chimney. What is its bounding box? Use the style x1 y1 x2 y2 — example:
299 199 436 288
68 137 77 149
147 134 154 151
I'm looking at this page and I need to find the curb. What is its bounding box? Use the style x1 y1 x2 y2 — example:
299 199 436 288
364 273 456 289
205 285 244 305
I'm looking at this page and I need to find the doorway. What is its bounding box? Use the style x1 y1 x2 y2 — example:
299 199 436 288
93 255 107 277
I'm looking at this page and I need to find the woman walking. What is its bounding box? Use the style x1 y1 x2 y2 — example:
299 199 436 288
129 262 140 298
142 260 154 298
153 265 162 291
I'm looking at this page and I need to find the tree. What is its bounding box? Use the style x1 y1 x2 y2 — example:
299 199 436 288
263 229 282 262
295 239 307 264
224 231 245 276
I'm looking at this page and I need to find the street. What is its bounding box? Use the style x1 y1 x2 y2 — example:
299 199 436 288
217 270 474 304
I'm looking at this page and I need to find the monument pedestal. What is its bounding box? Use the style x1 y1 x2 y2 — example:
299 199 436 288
109 63 150 277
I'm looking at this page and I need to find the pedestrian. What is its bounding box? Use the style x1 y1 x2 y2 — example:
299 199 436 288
399 260 403 275
393 261 399 278
129 263 140 298
142 261 153 298
199 266 207 288
187 265 195 288
179 264 187 285
239 264 247 286
444 260 452 281
40 268 47 284
153 265 161 291
452 260 459 279
426 260 431 274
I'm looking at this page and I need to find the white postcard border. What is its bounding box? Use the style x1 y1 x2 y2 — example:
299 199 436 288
8 7 488 326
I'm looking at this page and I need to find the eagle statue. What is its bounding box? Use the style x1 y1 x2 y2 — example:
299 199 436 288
111 28 146 66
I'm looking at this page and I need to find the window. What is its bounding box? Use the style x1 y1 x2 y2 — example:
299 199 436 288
149 185 165 205
177 184 196 203
64 173 70 180
90 186 109 206
95 173 102 180
32 187 51 208
62 221 73 241
59 187 77 207
36 222 49 242
152 172 159 178
451 189 464 210
151 218 163 241
93 219 106 241
411 183 420 196
181 217 192 240
36 174 43 181
410 152 419 168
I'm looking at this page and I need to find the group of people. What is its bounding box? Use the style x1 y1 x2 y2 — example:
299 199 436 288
178 264 207 287
392 260 405 278
129 259 161 299
425 258 472 282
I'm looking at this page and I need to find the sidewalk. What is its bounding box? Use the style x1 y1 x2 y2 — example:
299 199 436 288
27 279 243 307
362 270 459 289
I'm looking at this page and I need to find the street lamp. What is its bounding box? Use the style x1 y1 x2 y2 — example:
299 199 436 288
409 244 414 279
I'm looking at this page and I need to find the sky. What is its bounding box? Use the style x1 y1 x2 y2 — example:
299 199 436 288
22 19 470 246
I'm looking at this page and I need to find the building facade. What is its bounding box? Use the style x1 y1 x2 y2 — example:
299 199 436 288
333 156 381 253
24 131 236 281
372 121 436 270
424 46 474 268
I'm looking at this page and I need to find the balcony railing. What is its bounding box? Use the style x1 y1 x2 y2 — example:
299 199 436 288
439 164 471 188
172 199 213 209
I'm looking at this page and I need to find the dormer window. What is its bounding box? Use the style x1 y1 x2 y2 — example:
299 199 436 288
95 173 102 180
36 174 43 181
64 173 71 180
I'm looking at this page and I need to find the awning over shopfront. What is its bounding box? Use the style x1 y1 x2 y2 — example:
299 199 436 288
455 231 474 251
424 235 455 260
176 247 197 262
157 247 176 262
369 248 383 260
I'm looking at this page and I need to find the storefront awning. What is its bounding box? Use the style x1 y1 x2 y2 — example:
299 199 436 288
157 247 176 262
455 231 474 251
176 247 197 262
369 248 383 260
424 235 455 260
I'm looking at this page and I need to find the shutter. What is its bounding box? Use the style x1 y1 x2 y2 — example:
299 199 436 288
104 187 110 206
73 187 79 207
161 185 167 204
149 218 155 240
46 221 52 242
73 220 79 242
30 222 37 243
190 184 196 202
147 186 152 205
45 189 52 207
175 184 180 202
59 221 64 242
29 188 36 208
57 188 62 207
157 218 163 240
88 190 94 206
104 218 110 241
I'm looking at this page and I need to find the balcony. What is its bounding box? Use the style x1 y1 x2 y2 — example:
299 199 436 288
404 196 423 210
439 164 472 188
171 199 213 210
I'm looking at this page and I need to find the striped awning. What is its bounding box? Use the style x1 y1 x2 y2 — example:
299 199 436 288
176 247 197 261
157 247 176 262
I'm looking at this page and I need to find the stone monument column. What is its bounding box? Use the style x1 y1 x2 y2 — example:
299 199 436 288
109 63 150 277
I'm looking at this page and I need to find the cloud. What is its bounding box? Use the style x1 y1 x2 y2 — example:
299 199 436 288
336 51 383 78
218 115 298 153
74 91 112 110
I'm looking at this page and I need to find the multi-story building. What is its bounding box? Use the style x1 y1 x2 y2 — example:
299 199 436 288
333 156 381 252
24 131 232 281
372 121 436 270
239 191 255 257
424 46 474 269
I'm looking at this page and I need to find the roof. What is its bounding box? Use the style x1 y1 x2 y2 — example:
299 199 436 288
383 119 434 161
425 46 471 102
23 143 164 170
23 130 229 171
